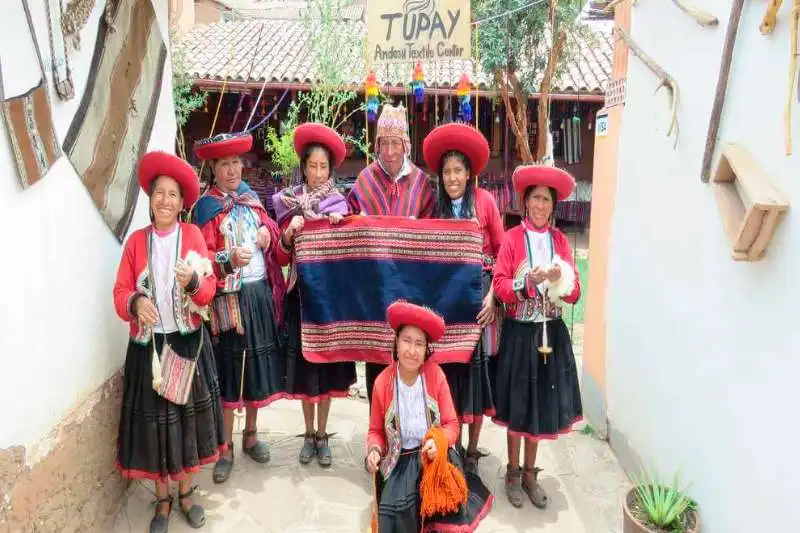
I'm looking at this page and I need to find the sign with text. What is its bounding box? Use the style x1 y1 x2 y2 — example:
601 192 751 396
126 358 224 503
366 0 471 65
595 112 609 137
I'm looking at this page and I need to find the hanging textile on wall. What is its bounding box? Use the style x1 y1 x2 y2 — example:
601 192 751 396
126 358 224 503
63 0 167 242
0 0 62 189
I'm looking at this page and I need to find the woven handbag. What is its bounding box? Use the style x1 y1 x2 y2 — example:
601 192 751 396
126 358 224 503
151 333 200 406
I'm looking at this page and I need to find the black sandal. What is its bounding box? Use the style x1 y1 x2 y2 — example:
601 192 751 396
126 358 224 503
464 452 480 475
299 432 316 465
523 466 549 509
505 465 525 508
315 432 333 468
149 495 173 533
213 442 234 484
242 429 271 463
178 485 206 529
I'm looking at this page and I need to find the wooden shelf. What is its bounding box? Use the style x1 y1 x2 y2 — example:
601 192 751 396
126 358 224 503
712 143 789 261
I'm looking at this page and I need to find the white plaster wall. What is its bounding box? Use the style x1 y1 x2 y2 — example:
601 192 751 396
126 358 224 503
606 2 800 532
0 0 176 453
170 0 196 36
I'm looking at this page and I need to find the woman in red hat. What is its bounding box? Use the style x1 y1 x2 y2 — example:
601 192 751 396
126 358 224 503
421 123 504 475
365 300 493 532
272 123 355 467
191 133 288 483
491 165 583 510
112 151 227 533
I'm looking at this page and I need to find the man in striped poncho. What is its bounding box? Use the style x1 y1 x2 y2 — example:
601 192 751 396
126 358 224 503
347 102 435 404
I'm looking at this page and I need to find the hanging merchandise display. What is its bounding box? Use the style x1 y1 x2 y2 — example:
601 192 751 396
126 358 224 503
456 73 472 123
573 104 582 163
411 62 425 105
365 70 379 121
0 0 62 189
561 103 583 165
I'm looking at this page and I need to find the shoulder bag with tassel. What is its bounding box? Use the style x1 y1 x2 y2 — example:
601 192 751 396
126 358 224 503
147 228 199 405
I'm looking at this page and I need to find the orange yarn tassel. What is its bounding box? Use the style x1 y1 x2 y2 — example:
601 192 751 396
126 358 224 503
419 427 468 519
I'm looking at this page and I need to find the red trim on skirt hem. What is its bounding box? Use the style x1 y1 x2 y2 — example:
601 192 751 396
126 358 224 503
116 443 228 483
284 388 353 404
460 408 496 425
422 493 495 533
222 391 289 410
490 416 583 441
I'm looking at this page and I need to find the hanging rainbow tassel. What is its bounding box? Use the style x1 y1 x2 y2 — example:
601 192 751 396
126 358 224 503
456 73 472 123
412 62 425 105
365 71 380 122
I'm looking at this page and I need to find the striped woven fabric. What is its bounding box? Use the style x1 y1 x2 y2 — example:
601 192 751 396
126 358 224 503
62 0 167 242
295 216 484 364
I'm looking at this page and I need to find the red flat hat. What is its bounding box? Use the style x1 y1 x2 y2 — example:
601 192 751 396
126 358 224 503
193 133 253 161
386 300 446 342
138 151 200 209
512 165 575 202
294 123 347 169
422 123 490 176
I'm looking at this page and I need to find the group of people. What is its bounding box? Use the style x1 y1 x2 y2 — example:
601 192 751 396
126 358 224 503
112 103 583 533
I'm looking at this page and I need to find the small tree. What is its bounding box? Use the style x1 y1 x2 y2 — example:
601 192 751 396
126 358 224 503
265 0 370 182
170 26 207 160
472 0 589 163
266 101 302 180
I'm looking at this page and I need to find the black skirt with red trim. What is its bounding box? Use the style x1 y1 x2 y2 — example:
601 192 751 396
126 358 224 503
214 280 287 409
439 352 495 424
283 289 356 402
376 447 493 533
490 317 583 440
117 327 227 482
439 271 495 423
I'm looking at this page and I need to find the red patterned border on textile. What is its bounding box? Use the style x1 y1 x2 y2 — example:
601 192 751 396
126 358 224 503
301 320 481 364
295 216 484 364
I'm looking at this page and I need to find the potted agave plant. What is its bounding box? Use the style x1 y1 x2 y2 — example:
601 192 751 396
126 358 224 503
623 470 700 533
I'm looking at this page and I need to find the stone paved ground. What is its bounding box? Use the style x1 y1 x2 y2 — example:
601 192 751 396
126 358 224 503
112 356 629 533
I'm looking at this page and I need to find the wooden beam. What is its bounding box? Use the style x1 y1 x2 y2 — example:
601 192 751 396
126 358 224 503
191 79 607 103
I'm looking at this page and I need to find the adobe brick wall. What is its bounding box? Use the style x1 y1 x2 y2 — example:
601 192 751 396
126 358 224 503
0 372 127 533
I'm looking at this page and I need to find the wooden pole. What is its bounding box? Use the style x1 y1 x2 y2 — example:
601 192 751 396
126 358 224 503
700 0 746 182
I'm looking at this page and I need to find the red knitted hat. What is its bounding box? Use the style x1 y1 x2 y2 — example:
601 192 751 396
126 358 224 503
293 123 347 168
422 123 489 175
193 133 253 161
386 300 446 342
512 165 575 201
137 151 200 209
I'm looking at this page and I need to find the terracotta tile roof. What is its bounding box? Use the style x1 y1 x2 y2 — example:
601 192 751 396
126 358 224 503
180 18 612 94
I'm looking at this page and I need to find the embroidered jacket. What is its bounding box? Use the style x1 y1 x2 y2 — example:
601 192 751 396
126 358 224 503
493 223 581 322
366 361 459 479
347 160 435 218
194 186 287 333
112 223 217 345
